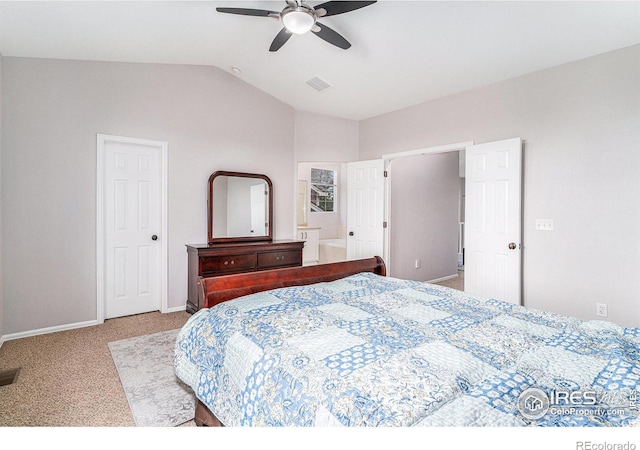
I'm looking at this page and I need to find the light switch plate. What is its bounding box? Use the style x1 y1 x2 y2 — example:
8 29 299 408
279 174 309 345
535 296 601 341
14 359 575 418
535 219 554 231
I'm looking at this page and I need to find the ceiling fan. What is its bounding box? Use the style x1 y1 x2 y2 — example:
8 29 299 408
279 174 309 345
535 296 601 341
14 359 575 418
216 1 377 52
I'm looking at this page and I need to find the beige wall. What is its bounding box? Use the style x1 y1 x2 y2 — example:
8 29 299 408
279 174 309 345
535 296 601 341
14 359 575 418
1 57 295 335
360 45 640 327
389 152 460 282
294 110 359 163
2 45 638 337
0 54 3 343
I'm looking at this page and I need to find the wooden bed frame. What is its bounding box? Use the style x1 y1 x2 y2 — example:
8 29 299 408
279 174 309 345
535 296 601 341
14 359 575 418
192 256 387 426
197 255 386 310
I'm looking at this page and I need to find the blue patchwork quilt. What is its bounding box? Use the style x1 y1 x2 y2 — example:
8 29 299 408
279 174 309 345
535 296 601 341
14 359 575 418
174 272 640 426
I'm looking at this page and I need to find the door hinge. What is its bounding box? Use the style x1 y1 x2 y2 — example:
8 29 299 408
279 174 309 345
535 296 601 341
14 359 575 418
384 170 388 177
383 221 388 228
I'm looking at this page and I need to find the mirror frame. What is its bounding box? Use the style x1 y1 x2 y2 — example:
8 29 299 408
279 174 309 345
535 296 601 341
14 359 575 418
207 170 273 245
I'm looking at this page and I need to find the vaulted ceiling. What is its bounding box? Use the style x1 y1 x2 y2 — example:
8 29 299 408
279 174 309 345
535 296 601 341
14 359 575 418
1 1 638 120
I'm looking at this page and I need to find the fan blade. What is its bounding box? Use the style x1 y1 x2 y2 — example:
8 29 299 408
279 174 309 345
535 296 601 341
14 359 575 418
269 28 292 52
314 1 376 17
216 7 278 17
312 22 351 50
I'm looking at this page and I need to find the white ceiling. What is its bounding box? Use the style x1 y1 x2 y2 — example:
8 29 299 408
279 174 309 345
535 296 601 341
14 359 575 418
1 1 639 120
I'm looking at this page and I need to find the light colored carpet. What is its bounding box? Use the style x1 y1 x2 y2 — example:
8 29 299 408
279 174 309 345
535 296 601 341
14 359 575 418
108 329 195 427
0 310 192 427
432 270 464 291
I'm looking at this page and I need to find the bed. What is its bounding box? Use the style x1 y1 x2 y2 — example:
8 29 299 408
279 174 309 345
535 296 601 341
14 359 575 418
174 257 640 427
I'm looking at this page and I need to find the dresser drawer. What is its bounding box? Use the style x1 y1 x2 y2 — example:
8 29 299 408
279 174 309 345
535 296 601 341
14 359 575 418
257 250 302 269
187 241 303 314
200 253 256 274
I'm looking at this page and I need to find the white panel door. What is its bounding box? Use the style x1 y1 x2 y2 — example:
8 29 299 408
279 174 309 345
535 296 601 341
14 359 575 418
104 138 163 318
346 159 385 260
250 183 266 236
465 138 522 305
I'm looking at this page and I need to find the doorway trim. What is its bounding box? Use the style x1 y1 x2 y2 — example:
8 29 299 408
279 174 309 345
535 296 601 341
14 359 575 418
381 141 474 275
96 134 169 323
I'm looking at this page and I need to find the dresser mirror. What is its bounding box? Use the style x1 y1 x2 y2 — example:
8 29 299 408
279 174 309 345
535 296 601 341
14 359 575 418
208 171 273 245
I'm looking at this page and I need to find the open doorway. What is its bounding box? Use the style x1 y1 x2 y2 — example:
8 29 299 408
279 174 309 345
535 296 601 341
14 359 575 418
296 161 349 265
381 141 472 290
383 138 522 304
386 150 464 287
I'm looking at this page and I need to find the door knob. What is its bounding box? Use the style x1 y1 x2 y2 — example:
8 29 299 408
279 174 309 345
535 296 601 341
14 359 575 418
349 231 354 236
151 235 158 241
508 242 516 250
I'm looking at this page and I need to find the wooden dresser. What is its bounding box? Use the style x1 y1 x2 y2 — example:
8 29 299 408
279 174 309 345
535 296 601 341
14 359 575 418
185 240 304 313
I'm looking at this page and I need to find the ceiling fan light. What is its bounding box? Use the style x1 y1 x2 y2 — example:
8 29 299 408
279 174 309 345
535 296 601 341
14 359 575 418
282 10 315 34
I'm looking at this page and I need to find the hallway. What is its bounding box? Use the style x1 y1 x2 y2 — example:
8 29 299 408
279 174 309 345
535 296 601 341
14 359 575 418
432 271 464 291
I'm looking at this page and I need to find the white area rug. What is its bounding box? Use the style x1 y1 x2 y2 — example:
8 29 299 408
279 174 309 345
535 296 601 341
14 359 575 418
108 329 195 427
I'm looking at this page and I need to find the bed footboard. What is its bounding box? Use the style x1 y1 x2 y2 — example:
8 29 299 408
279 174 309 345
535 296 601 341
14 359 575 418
197 256 386 309
194 400 224 427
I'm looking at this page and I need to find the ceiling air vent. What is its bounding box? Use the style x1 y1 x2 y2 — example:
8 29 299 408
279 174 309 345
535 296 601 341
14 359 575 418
306 76 332 92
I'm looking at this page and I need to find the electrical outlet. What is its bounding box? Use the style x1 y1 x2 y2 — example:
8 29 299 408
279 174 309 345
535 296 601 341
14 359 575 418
596 303 608 318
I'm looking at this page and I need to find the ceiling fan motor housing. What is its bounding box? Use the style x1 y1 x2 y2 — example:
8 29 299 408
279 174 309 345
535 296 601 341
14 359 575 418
216 1 377 51
281 4 317 34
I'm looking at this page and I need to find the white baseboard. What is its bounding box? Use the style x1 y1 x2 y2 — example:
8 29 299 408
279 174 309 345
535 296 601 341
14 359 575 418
427 273 459 284
1 306 187 344
1 319 101 343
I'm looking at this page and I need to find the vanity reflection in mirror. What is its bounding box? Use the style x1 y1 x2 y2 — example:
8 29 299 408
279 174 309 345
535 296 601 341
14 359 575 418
208 171 273 244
